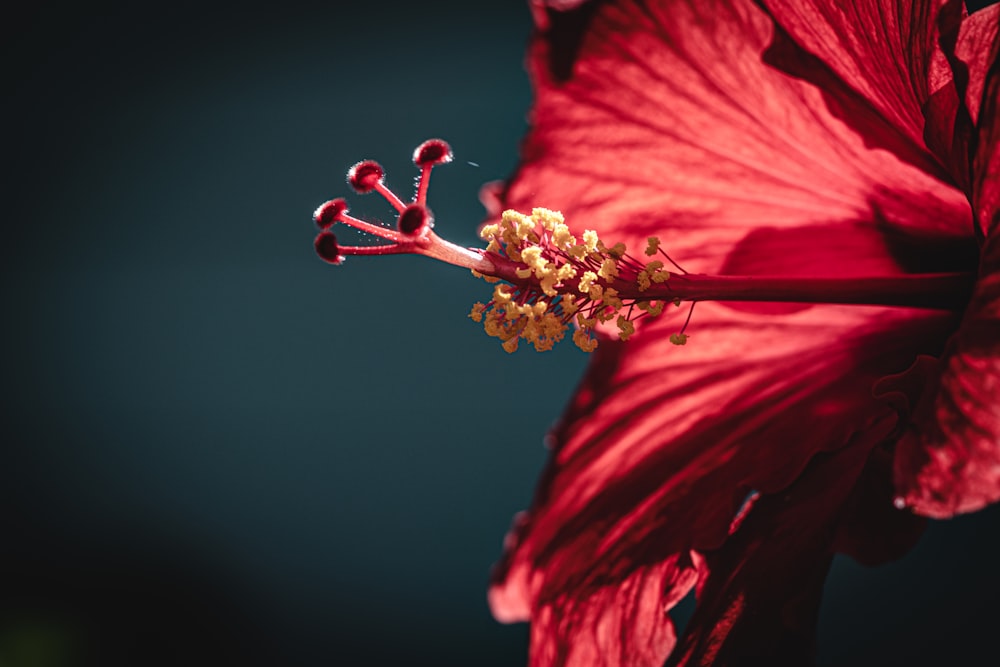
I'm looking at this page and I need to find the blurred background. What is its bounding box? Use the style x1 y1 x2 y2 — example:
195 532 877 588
2 1 997 666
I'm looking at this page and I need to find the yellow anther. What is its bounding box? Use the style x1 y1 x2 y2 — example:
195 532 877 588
502 337 520 353
577 314 597 329
551 224 575 251
515 217 538 242
588 283 604 301
669 333 689 345
483 311 504 337
469 303 486 322
607 242 626 258
579 271 599 294
640 260 668 284
602 287 623 310
556 263 578 281
562 295 579 315
582 230 600 253
516 267 533 279
598 257 619 281
616 315 635 341
645 237 661 256
493 284 514 304
501 209 528 229
520 246 545 271
637 261 663 292
567 244 588 260
531 207 564 231
637 300 665 316
593 306 614 323
471 269 500 284
479 223 500 240
573 329 599 352
539 273 559 297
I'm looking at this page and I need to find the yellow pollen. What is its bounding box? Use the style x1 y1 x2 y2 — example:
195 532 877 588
616 315 635 341
531 207 564 231
573 329 599 352
493 284 514 304
645 237 661 256
539 273 559 297
598 257 619 281
556 263 578 281
602 287 623 310
561 295 579 314
669 333 689 345
638 300 665 317
471 269 500 284
552 224 575 251
466 208 689 354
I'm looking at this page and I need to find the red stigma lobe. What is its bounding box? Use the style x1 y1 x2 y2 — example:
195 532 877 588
314 231 343 265
413 139 453 168
398 203 433 235
347 160 385 193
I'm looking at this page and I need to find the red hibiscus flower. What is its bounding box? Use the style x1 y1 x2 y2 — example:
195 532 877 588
482 0 999 665
314 0 998 663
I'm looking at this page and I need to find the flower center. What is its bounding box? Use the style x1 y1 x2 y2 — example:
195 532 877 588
313 140 976 353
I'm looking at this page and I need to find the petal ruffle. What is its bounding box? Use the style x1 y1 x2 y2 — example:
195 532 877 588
667 439 874 666
895 40 1000 517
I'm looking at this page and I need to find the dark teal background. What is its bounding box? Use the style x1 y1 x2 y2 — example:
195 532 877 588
3 2 997 666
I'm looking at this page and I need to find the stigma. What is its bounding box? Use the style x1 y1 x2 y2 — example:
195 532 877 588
312 139 495 273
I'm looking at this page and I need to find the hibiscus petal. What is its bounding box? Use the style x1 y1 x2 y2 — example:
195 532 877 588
759 1 999 187
666 441 871 666
504 0 971 271
491 0 979 662
521 551 700 667
758 0 953 155
895 41 1000 517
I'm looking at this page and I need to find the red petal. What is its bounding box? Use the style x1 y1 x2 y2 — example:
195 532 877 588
895 43 1000 517
504 0 972 270
490 0 985 662
759 1 999 190
490 303 955 663
668 440 876 666
518 552 700 667
756 0 942 144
